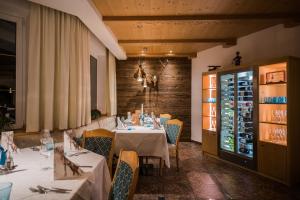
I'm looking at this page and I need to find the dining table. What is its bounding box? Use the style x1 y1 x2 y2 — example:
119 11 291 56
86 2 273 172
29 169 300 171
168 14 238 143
114 125 170 168
0 146 111 200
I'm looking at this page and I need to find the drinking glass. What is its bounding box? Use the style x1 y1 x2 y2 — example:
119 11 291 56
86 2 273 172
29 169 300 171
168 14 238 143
0 182 12 200
283 110 287 123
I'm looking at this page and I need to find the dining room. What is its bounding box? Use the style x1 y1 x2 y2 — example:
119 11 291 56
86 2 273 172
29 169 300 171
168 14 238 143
1 0 300 200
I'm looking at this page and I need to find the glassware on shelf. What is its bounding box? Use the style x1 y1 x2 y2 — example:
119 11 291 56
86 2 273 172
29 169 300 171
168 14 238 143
262 109 287 124
210 76 216 88
261 124 287 145
210 107 216 117
261 96 287 104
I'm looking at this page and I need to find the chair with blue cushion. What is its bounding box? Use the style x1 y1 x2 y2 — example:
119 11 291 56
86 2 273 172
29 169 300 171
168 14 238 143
83 128 115 176
165 119 183 171
110 150 139 200
159 113 172 128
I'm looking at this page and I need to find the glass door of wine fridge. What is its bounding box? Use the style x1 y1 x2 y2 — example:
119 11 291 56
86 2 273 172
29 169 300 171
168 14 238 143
237 71 254 158
218 68 257 169
220 74 235 152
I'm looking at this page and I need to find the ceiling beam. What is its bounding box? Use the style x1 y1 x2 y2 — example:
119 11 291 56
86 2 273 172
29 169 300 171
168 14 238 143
103 13 300 21
127 53 197 58
119 38 237 44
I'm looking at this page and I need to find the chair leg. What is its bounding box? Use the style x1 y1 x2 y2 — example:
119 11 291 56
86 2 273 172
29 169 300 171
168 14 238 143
176 149 179 172
146 157 149 164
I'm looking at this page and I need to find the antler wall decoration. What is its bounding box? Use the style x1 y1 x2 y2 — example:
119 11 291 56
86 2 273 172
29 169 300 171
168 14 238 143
133 58 169 90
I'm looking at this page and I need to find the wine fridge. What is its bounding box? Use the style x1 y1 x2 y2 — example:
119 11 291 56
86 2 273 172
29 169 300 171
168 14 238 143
218 68 257 169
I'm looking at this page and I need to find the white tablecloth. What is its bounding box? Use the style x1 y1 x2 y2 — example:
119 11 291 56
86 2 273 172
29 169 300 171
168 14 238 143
0 147 111 200
114 126 170 168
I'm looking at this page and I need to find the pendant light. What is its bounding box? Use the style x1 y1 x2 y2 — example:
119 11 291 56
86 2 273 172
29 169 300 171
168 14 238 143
137 65 143 82
143 78 147 88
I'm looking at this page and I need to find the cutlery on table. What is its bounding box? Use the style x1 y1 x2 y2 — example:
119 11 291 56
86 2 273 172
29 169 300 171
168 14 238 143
67 151 89 157
29 185 72 194
77 165 93 168
0 169 27 175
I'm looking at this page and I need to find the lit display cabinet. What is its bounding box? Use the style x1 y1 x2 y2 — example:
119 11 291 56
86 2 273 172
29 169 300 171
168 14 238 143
202 72 217 156
258 57 300 185
218 67 257 170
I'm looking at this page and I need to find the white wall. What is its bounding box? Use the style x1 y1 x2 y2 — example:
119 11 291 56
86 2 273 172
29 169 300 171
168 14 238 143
191 24 300 142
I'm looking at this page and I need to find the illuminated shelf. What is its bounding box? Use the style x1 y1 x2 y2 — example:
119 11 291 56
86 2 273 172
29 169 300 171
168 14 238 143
259 139 287 146
203 128 216 132
259 82 287 86
259 103 287 105
202 115 216 118
259 121 287 126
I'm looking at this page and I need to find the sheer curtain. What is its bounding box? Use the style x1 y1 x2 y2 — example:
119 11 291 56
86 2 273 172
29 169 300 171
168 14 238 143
106 51 117 116
26 3 91 132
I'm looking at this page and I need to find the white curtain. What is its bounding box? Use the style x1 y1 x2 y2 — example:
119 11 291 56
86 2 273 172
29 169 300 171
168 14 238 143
26 3 91 132
106 51 117 116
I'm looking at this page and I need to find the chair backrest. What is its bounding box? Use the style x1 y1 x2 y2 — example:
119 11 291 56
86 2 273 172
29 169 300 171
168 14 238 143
165 119 183 145
110 150 139 200
83 129 115 175
159 113 172 127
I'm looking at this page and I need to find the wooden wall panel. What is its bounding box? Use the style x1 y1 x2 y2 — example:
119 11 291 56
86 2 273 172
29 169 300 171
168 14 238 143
116 57 191 141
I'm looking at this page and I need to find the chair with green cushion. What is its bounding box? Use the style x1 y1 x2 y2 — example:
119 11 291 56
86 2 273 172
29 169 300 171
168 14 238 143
165 119 183 171
110 150 139 200
83 129 115 177
159 113 172 128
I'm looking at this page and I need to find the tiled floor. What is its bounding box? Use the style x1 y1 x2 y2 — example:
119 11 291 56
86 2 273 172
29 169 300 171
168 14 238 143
134 142 300 200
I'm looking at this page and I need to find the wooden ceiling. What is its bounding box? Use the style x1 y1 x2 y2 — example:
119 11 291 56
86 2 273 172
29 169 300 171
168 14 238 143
92 0 300 58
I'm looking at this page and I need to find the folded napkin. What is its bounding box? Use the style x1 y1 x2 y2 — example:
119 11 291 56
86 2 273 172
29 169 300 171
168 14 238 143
117 117 127 130
54 145 89 180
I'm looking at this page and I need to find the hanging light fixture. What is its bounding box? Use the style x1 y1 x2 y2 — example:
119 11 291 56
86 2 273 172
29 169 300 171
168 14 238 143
137 65 143 82
134 58 145 82
143 78 147 88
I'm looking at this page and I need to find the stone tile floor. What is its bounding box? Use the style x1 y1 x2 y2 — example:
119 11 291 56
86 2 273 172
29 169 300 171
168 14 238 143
134 142 300 200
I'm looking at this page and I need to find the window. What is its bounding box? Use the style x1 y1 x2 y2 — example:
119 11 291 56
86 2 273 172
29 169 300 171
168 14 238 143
0 19 16 125
90 55 97 110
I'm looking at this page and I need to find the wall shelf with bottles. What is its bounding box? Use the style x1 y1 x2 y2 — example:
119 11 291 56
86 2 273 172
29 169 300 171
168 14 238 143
257 57 300 186
202 72 218 156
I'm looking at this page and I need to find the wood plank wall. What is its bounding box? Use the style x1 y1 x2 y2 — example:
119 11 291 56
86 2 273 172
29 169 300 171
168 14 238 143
116 57 191 141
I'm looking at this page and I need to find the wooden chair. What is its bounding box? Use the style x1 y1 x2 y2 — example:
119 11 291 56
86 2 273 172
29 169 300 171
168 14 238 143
110 150 139 200
159 113 172 128
83 128 115 176
165 119 183 171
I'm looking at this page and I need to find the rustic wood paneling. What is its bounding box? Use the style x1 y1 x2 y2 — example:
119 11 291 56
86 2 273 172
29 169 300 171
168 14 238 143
116 57 191 141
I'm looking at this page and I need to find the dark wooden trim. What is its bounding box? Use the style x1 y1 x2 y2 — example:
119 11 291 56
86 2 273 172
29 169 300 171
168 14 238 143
103 13 300 21
191 140 202 145
119 38 236 44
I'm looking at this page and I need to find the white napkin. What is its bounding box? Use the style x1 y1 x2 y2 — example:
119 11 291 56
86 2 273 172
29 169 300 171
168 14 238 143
117 117 127 130
64 130 78 155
